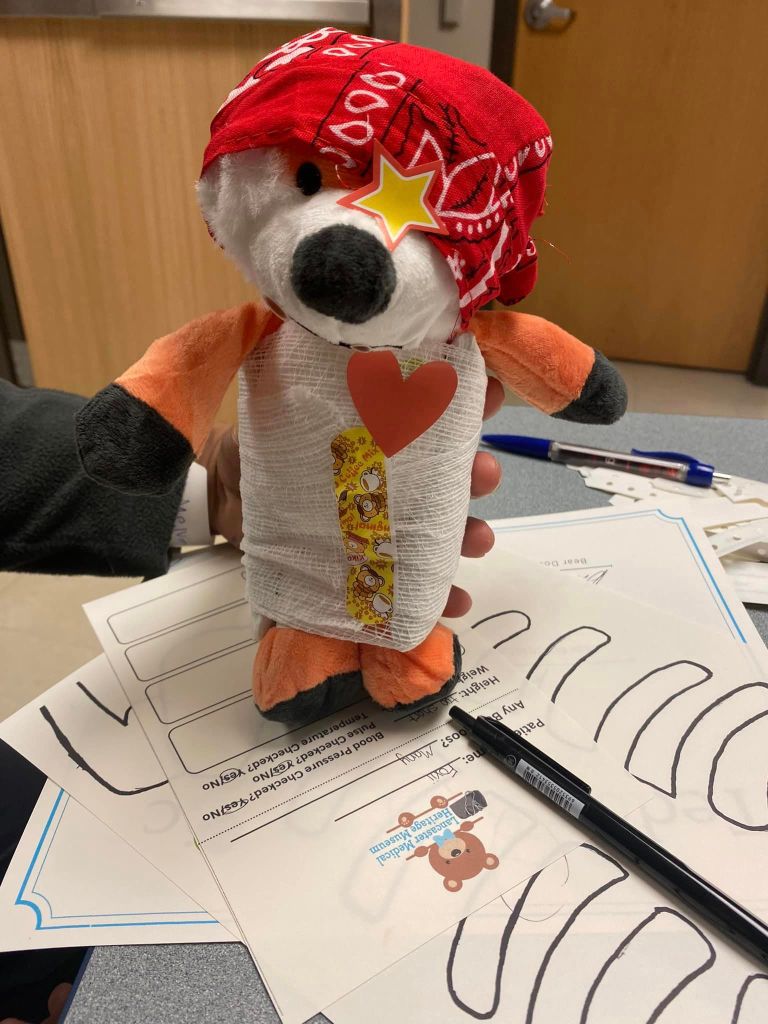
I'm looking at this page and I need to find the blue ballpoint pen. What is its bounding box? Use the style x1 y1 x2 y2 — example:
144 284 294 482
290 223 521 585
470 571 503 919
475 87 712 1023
481 433 731 489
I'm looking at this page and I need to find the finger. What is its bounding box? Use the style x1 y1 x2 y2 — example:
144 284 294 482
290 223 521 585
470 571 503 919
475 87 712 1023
470 451 501 497
224 526 244 549
442 585 472 618
217 426 242 497
482 376 504 421
461 517 495 558
45 983 72 1024
196 423 228 471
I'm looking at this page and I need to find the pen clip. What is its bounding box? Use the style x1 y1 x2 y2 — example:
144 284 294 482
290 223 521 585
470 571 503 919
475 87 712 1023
630 448 693 463
631 449 712 472
630 449 716 487
480 716 592 795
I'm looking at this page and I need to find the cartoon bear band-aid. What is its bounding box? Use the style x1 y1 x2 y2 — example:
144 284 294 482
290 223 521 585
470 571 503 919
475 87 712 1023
332 427 395 630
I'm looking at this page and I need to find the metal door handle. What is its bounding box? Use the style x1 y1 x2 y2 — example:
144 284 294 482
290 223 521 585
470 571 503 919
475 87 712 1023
524 0 575 32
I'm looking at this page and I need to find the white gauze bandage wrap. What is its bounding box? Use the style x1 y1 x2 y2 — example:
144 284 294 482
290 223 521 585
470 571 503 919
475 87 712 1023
238 320 486 651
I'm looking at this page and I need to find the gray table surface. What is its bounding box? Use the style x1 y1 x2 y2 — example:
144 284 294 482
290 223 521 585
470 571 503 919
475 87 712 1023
66 405 768 1024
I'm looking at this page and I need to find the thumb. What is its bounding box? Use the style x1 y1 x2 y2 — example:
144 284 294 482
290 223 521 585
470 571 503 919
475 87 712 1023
43 983 73 1024
216 425 241 498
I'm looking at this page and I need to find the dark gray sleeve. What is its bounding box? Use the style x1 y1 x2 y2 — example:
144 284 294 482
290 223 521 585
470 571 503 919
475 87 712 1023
0 381 184 577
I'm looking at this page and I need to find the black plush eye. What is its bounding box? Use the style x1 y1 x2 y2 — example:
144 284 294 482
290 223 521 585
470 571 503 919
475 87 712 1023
296 162 322 197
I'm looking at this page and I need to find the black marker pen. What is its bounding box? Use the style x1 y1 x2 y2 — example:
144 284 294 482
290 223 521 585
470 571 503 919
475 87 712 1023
449 705 768 966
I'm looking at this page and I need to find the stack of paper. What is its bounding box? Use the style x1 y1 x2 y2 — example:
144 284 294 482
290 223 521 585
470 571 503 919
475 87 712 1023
2 502 767 1023
572 465 768 605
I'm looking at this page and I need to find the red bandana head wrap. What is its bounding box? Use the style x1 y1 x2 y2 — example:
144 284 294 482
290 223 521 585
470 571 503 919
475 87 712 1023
202 27 552 327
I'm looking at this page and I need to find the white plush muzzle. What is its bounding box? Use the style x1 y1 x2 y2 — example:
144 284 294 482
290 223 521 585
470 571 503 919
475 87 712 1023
197 148 460 349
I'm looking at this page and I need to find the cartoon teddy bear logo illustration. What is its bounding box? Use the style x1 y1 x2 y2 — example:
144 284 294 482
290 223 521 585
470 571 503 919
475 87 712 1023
352 563 385 600
331 435 353 476
387 790 499 892
407 818 499 892
355 491 385 524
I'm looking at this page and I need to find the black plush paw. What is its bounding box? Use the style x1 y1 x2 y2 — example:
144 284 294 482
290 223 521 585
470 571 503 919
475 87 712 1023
260 669 365 726
555 351 628 425
75 383 194 495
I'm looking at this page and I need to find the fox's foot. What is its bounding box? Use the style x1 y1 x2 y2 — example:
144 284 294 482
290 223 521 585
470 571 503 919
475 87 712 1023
252 627 363 725
359 623 461 711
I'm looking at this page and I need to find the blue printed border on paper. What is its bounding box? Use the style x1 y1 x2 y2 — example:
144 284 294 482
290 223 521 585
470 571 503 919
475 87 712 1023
494 507 746 644
15 788 219 930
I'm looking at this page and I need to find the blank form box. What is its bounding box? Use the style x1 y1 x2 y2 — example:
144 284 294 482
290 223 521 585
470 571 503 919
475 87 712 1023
146 644 255 724
169 697 269 775
125 604 253 682
108 567 246 644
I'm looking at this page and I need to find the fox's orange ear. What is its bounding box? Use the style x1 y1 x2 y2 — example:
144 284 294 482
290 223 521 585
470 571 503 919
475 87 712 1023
75 301 278 495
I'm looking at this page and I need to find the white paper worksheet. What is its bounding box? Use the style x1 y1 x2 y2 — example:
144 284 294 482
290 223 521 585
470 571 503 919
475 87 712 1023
329 838 768 1024
331 504 768 1024
449 549 768 917
84 546 646 1024
491 502 763 645
0 781 232 950
0 656 238 936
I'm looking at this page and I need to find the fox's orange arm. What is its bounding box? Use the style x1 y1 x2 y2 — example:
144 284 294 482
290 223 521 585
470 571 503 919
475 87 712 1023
117 302 279 453
76 301 280 494
471 311 626 423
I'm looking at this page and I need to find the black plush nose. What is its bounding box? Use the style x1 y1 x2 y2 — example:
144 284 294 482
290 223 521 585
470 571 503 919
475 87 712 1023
291 224 396 324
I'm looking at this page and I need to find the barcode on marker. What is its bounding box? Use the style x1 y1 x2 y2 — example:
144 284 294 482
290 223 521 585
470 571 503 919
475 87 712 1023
515 759 584 818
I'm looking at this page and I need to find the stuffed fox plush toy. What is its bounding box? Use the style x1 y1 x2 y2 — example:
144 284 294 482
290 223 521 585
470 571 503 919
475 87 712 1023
76 28 627 725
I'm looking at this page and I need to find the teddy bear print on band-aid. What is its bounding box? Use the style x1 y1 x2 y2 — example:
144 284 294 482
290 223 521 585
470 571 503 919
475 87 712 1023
332 426 395 631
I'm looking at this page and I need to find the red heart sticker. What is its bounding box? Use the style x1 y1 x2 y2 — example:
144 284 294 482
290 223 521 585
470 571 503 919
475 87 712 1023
347 350 458 458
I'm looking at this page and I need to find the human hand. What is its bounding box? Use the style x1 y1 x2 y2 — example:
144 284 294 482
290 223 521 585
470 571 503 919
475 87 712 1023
1 982 72 1024
196 424 242 548
442 375 503 618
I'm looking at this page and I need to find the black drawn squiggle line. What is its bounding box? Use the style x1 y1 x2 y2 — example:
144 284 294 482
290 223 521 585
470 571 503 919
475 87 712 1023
39 705 167 796
579 907 716 1024
446 871 542 1020
732 972 768 1023
76 679 131 726
526 627 611 702
446 844 628 1021
524 845 628 1024
594 660 712 743
628 683 768 833
709 710 768 831
471 610 532 650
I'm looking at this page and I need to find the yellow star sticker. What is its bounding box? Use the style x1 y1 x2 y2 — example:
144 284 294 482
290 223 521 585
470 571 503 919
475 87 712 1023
338 141 448 250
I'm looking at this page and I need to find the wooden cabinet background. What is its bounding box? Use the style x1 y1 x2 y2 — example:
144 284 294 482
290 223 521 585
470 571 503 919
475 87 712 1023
510 0 768 372
2 12 767 400
0 17 352 419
